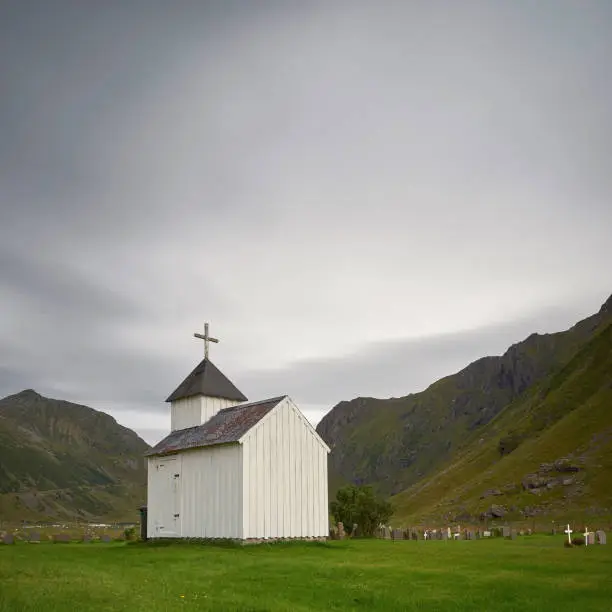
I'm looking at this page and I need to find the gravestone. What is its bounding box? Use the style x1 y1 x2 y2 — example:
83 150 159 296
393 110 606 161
502 526 510 538
53 533 70 543
337 522 346 540
352 524 358 538
2 533 15 544
382 526 391 540
441 529 448 540
28 532 41 543
82 534 93 542
483 530 491 537
392 528 402 541
101 534 113 543
596 531 606 545
510 529 517 540
587 532 595 545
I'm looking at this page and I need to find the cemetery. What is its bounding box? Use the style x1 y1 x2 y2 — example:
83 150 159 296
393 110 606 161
0 523 610 611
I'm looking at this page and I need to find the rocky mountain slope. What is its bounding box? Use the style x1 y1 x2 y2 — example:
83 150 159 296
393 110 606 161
0 390 149 522
317 293 612 522
392 317 612 524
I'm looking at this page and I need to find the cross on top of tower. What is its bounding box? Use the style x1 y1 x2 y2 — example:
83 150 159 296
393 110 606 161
194 322 219 360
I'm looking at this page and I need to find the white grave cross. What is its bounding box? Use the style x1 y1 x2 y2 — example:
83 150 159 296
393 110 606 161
564 524 573 543
584 526 592 546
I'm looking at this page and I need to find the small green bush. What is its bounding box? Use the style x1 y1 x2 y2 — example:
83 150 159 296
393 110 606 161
123 527 137 541
498 433 522 456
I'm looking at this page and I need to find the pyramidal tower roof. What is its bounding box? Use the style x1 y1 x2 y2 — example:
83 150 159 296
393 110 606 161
166 358 248 403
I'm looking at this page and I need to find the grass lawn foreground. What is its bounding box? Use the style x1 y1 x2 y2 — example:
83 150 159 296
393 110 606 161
1 537 610 611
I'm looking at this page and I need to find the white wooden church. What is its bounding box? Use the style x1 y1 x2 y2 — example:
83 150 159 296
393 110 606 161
145 325 330 541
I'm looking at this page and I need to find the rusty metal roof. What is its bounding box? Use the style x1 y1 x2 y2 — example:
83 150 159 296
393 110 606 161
145 396 286 457
165 358 248 403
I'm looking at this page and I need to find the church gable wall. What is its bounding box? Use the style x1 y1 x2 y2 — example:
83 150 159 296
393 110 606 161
241 399 328 539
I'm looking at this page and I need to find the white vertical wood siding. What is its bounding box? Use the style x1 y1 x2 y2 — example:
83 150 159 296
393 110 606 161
201 397 240 424
242 398 329 539
179 444 243 538
147 444 243 539
171 396 242 431
170 396 202 431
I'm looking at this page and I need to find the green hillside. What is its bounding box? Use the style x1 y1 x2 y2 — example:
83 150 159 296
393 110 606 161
0 390 149 522
392 319 612 524
317 293 612 522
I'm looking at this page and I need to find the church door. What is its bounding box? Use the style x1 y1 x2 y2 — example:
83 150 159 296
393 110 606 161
155 455 182 537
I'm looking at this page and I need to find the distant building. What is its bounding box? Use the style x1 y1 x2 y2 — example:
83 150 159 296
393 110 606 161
145 326 330 540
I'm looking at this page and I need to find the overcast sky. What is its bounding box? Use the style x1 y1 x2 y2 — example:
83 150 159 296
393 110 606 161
1 1 610 445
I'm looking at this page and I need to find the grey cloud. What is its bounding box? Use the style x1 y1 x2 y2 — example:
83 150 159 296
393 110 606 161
238 302 600 407
0 1 610 441
0 287 608 441
0 247 138 322
137 429 169 446
0 248 176 404
0 366 38 398
0 299 587 415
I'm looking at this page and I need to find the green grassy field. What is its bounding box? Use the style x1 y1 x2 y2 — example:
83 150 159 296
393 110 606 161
0 537 610 611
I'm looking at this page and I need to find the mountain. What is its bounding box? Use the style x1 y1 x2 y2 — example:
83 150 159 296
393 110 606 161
392 318 612 524
0 389 150 522
317 293 612 523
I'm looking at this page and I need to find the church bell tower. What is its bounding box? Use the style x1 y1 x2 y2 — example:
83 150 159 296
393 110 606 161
166 323 247 431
